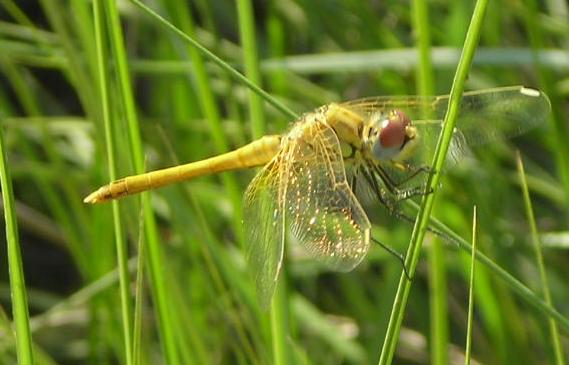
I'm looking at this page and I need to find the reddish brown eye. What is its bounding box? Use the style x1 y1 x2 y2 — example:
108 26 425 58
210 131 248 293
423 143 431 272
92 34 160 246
379 110 408 148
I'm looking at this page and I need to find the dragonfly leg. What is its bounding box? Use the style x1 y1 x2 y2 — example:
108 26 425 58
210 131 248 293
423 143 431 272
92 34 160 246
369 162 434 202
350 173 358 195
371 236 411 280
361 165 459 275
395 184 434 202
393 163 433 185
362 164 454 247
361 166 398 213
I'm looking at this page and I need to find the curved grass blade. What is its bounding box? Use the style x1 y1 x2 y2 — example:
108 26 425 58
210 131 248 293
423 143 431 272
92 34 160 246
130 0 297 121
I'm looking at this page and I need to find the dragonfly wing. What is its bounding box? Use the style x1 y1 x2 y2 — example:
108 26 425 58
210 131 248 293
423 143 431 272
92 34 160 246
341 86 550 166
345 163 398 206
284 120 371 271
439 86 551 145
344 164 378 205
410 123 472 169
243 159 285 309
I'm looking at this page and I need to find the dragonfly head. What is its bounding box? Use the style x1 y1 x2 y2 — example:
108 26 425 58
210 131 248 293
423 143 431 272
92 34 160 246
365 109 417 161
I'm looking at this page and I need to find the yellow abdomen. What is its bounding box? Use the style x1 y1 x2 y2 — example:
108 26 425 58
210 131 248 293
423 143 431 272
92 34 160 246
84 135 282 204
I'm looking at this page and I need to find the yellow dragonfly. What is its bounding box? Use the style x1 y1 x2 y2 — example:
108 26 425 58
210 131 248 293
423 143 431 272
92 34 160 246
84 86 550 308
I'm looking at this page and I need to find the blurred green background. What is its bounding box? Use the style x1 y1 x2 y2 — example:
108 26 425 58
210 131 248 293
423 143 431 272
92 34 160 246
0 0 568 364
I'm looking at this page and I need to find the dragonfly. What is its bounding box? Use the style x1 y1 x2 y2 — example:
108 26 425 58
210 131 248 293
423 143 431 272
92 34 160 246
84 85 550 308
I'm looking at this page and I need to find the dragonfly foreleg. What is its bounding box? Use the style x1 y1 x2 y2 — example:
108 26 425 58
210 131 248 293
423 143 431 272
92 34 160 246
369 162 432 201
392 163 433 185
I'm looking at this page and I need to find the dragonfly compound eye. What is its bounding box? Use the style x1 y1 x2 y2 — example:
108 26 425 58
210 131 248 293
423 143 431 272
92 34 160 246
371 110 411 160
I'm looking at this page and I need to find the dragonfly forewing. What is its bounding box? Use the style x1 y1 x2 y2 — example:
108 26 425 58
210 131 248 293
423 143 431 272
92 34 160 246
244 117 372 307
284 120 371 271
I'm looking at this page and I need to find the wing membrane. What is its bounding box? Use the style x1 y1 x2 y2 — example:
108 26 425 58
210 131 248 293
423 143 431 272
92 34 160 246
284 121 371 271
244 119 372 306
243 159 285 309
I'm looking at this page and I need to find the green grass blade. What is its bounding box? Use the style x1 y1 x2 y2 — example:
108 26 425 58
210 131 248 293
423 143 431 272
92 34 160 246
236 1 288 362
521 0 569 202
412 1 449 364
516 152 565 365
427 215 569 332
92 2 133 363
102 1 179 363
3 2 568 364
464 206 477 365
0 101 33 365
412 0 435 96
378 0 489 363
428 238 448 365
160 0 245 246
132 230 145 365
236 0 267 139
130 0 297 120
270 280 290 365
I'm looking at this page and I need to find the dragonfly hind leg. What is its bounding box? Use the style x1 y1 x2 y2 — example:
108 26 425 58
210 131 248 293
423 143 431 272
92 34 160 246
371 236 411 280
361 164 449 242
387 203 457 251
395 184 434 202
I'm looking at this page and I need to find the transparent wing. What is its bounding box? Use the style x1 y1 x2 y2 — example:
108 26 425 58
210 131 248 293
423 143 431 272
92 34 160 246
243 159 285 309
284 120 371 271
341 86 551 166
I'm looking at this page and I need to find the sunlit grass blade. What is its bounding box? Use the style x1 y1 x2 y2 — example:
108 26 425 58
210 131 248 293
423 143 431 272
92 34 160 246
259 48 569 74
378 0 489 363
102 1 178 363
516 152 565 364
236 1 289 362
464 206 477 365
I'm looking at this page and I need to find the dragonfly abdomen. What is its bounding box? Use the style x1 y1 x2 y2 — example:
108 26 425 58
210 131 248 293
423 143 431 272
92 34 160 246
84 135 282 203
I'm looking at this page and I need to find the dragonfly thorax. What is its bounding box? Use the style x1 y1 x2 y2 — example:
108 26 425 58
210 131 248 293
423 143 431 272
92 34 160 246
363 109 417 161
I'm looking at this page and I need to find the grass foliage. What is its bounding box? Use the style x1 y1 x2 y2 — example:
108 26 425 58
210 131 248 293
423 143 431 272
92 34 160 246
0 0 568 364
